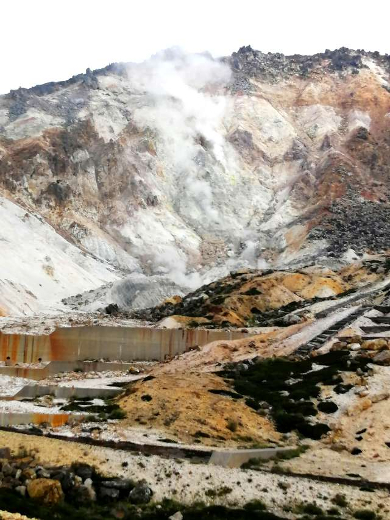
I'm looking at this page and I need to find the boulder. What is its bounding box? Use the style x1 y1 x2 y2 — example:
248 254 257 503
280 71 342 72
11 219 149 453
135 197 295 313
373 350 390 365
1 476 21 489
15 485 26 496
69 480 96 504
282 314 301 325
27 478 64 505
169 513 184 520
346 336 362 344
22 468 36 480
71 462 94 480
349 343 361 351
105 303 119 315
1 462 13 477
50 470 67 483
128 480 153 504
370 391 390 404
331 341 348 351
99 486 120 500
361 339 388 351
60 471 76 492
84 478 96 501
100 479 134 491
36 467 51 479
0 448 11 459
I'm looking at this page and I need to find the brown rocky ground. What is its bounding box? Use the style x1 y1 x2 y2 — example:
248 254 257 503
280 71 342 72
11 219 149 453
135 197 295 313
135 260 389 328
111 259 390 451
245 334 390 483
154 322 308 374
118 373 281 447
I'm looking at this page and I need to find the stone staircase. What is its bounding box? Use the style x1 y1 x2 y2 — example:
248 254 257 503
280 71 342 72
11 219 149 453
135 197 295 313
296 306 368 355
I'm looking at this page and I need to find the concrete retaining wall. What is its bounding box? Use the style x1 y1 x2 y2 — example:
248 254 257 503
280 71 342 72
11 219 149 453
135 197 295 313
6 384 122 401
0 360 136 380
209 447 296 468
0 412 74 427
0 326 251 364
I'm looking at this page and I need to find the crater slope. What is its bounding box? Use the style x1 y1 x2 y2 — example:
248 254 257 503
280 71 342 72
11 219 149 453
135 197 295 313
1 47 389 314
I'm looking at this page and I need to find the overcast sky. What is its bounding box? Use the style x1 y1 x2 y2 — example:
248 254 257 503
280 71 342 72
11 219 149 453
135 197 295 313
1 0 389 94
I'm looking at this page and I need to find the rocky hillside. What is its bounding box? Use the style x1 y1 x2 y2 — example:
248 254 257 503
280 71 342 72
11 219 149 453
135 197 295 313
131 258 390 328
1 47 389 314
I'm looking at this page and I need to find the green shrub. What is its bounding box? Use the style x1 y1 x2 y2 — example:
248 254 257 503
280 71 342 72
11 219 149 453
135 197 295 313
226 419 238 432
353 510 377 520
300 502 324 515
318 401 338 413
276 445 309 460
223 350 367 439
205 486 232 498
244 500 267 511
109 408 126 420
332 494 348 508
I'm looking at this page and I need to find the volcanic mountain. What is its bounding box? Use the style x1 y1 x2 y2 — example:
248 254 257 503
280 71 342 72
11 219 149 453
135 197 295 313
0 46 389 315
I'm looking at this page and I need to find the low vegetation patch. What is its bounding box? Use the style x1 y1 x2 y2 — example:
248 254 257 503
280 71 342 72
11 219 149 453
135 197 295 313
208 389 243 399
296 502 324 515
0 491 286 520
226 419 239 432
243 500 267 511
275 445 309 460
327 507 341 516
241 446 309 470
223 350 369 439
353 510 377 520
317 401 338 413
205 486 233 498
61 397 126 421
331 494 348 508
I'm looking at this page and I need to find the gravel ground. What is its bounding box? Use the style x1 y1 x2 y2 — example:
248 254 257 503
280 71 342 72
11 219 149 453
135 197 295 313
0 376 35 397
0 512 37 520
0 431 387 518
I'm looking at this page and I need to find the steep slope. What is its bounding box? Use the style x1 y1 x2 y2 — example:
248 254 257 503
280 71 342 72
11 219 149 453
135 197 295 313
0 195 118 315
0 47 389 314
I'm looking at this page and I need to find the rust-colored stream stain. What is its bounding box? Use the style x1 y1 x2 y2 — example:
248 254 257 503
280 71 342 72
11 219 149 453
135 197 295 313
0 333 22 363
32 413 70 427
0 327 249 365
168 329 174 358
0 332 51 363
50 330 71 361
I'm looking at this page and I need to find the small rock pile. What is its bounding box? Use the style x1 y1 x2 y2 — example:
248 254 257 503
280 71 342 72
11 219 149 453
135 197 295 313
0 449 153 507
226 45 373 88
331 336 390 365
308 197 390 255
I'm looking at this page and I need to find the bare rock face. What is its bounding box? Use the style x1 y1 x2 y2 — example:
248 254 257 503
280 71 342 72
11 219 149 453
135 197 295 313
0 47 389 314
27 478 64 505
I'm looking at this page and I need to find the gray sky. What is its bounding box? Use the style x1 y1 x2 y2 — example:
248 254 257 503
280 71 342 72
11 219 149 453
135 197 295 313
1 0 389 94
